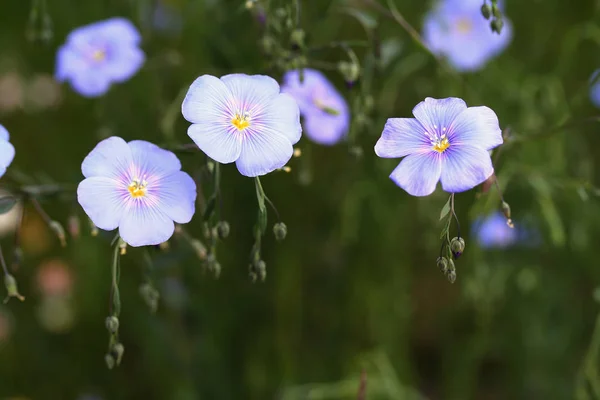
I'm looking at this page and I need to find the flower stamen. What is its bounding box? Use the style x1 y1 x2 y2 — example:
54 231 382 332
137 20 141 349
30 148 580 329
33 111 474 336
92 49 106 62
231 112 251 131
432 135 450 153
128 179 148 198
456 18 473 34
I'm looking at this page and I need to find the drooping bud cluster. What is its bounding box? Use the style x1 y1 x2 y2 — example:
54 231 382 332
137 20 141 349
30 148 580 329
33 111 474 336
481 0 504 34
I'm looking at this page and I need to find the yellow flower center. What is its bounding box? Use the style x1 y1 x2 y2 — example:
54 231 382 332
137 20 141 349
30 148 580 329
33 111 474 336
456 18 473 34
432 136 450 153
128 179 148 198
231 112 251 131
92 49 106 62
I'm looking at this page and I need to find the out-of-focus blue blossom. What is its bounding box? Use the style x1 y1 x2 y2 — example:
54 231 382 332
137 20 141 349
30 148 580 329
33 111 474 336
375 97 502 196
140 0 183 36
182 74 302 177
589 69 600 107
423 0 512 72
77 137 196 247
472 212 518 249
0 125 15 178
281 69 350 145
55 18 145 97
472 212 540 249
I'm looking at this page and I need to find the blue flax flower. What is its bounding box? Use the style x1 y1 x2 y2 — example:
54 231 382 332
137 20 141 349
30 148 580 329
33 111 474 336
182 74 302 177
375 97 502 197
423 0 512 72
281 69 350 145
77 137 196 247
0 125 15 178
472 212 517 249
55 18 145 97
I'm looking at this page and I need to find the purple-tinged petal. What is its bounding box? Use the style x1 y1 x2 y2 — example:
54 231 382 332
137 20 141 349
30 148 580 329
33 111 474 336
128 140 181 179
304 114 348 145
412 97 467 134
187 123 242 164
81 136 133 179
389 152 442 197
154 171 196 223
260 93 302 144
0 125 9 141
70 72 112 98
440 145 493 193
101 45 145 83
375 118 431 158
282 69 335 115
55 46 90 82
449 106 503 150
472 212 518 249
68 18 141 48
181 74 233 123
220 74 280 113
118 203 174 247
77 177 127 230
236 130 293 177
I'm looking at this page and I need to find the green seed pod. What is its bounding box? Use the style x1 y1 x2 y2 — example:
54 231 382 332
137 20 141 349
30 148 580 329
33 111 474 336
217 221 230 239
491 18 504 34
273 222 287 241
481 3 492 19
437 257 449 274
105 316 119 334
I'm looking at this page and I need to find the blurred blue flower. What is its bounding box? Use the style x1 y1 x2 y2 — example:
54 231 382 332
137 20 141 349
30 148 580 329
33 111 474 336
0 125 15 178
55 18 145 97
423 0 512 72
472 212 518 249
281 69 350 145
590 69 600 107
375 97 502 196
77 137 196 247
182 74 302 177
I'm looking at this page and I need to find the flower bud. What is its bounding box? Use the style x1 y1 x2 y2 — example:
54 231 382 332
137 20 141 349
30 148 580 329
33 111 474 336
437 257 449 274
450 237 465 259
447 269 457 284
290 29 305 50
481 3 492 19
491 3 501 18
190 239 207 261
105 353 116 370
105 316 119 334
217 221 230 239
447 258 456 272
111 342 125 366
49 220 66 247
139 283 160 313
501 201 511 219
4 274 25 303
254 260 266 282
491 18 504 34
337 61 360 86
273 222 287 241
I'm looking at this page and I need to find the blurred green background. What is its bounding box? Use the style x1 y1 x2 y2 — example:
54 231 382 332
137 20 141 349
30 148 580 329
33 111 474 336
1 0 600 399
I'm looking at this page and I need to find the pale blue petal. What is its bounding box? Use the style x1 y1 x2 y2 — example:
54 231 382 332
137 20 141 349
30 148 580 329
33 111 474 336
236 130 293 177
389 152 442 197
412 97 467 133
260 93 302 144
67 18 141 48
55 46 90 82
77 177 127 231
0 125 9 141
181 74 233 123
304 114 347 145
70 72 112 97
473 212 518 249
375 118 431 158
81 136 132 179
187 123 242 164
220 74 280 113
154 171 197 223
440 145 493 193
282 69 335 115
0 140 15 175
101 45 145 83
128 140 181 178
449 106 503 150
119 202 174 247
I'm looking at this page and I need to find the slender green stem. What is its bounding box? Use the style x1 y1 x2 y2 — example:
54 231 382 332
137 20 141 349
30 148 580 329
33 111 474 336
110 241 121 317
0 244 8 276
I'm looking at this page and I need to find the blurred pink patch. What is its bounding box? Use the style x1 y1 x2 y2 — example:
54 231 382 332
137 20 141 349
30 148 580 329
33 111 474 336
36 259 74 297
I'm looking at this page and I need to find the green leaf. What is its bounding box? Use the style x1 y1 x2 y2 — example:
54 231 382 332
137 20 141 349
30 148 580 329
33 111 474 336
439 196 452 221
0 196 17 215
